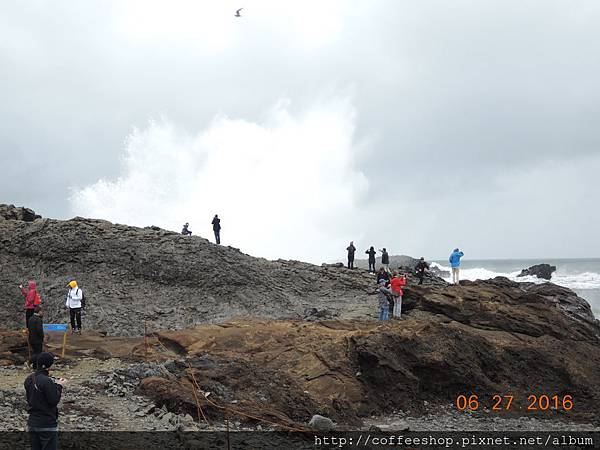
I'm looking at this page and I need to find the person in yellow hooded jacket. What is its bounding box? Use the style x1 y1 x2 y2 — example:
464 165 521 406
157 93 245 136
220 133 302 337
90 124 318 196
65 280 83 334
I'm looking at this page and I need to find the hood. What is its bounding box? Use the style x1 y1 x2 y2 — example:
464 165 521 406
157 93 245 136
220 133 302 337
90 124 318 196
28 280 37 290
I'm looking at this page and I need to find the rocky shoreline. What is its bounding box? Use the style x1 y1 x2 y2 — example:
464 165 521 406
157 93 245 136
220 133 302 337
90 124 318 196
1 204 599 433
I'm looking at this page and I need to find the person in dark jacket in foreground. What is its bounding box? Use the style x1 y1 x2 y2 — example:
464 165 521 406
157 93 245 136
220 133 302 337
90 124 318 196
27 306 44 368
24 353 67 450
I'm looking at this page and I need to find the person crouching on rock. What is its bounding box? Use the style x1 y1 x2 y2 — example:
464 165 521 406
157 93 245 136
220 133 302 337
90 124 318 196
27 306 45 368
66 280 83 334
181 222 192 235
20 280 41 330
377 279 392 321
390 271 407 319
25 352 67 450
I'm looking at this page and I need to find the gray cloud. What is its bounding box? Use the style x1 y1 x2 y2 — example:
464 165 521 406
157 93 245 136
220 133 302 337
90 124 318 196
1 0 599 260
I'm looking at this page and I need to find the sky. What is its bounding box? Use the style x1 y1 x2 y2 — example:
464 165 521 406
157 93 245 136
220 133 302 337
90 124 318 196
1 0 599 263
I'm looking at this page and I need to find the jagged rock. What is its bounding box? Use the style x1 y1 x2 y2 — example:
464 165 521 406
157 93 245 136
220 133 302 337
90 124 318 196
308 414 335 431
0 204 41 222
517 263 557 280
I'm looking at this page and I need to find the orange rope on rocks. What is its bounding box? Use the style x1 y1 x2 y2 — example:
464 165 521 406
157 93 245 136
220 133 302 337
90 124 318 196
202 395 309 432
145 325 210 427
187 364 209 424
151 332 308 432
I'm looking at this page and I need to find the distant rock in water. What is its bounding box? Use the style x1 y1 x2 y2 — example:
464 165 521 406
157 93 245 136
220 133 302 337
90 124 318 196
517 263 556 280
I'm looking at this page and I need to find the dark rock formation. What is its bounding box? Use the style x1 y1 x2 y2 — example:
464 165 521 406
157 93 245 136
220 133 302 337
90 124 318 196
0 204 41 222
0 204 376 336
0 331 27 365
134 278 600 427
517 263 556 280
1 204 599 427
139 287 600 426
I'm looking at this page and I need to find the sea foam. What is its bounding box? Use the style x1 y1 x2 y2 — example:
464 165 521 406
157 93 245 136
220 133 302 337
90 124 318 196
432 262 600 290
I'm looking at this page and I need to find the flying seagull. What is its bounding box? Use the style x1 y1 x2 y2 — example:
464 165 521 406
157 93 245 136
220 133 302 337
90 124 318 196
235 8 243 17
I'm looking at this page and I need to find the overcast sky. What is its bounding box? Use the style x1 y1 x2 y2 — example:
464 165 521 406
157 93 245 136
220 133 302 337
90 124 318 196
2 0 599 263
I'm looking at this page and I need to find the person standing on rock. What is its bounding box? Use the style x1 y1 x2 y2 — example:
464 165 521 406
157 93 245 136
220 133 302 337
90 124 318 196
449 248 464 284
24 352 67 450
20 280 41 329
27 306 45 368
415 257 430 285
181 223 192 235
390 271 407 319
379 248 390 273
365 247 376 273
346 241 356 269
212 215 221 244
65 280 83 334
377 279 392 321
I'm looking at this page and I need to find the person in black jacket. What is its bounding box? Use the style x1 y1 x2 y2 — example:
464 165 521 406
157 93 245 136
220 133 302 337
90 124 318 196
181 223 192 235
415 257 430 285
27 306 44 368
379 248 390 273
212 215 221 244
24 353 67 450
365 247 376 273
346 241 356 269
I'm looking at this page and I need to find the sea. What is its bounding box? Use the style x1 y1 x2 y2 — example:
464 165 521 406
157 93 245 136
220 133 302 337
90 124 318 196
432 258 600 319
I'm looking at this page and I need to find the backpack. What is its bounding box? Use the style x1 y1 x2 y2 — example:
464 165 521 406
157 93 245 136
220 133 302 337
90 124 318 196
79 289 86 309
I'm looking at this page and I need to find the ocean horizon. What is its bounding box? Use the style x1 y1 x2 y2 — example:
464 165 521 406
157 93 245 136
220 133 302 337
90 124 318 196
432 257 600 318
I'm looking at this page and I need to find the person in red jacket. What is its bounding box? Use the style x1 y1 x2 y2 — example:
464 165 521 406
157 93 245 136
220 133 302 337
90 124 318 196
390 271 407 319
19 280 40 328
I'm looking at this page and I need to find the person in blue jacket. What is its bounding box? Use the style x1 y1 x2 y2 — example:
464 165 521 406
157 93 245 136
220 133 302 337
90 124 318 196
449 248 464 284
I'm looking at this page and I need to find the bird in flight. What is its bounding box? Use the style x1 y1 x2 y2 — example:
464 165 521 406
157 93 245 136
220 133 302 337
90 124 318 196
235 8 243 17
